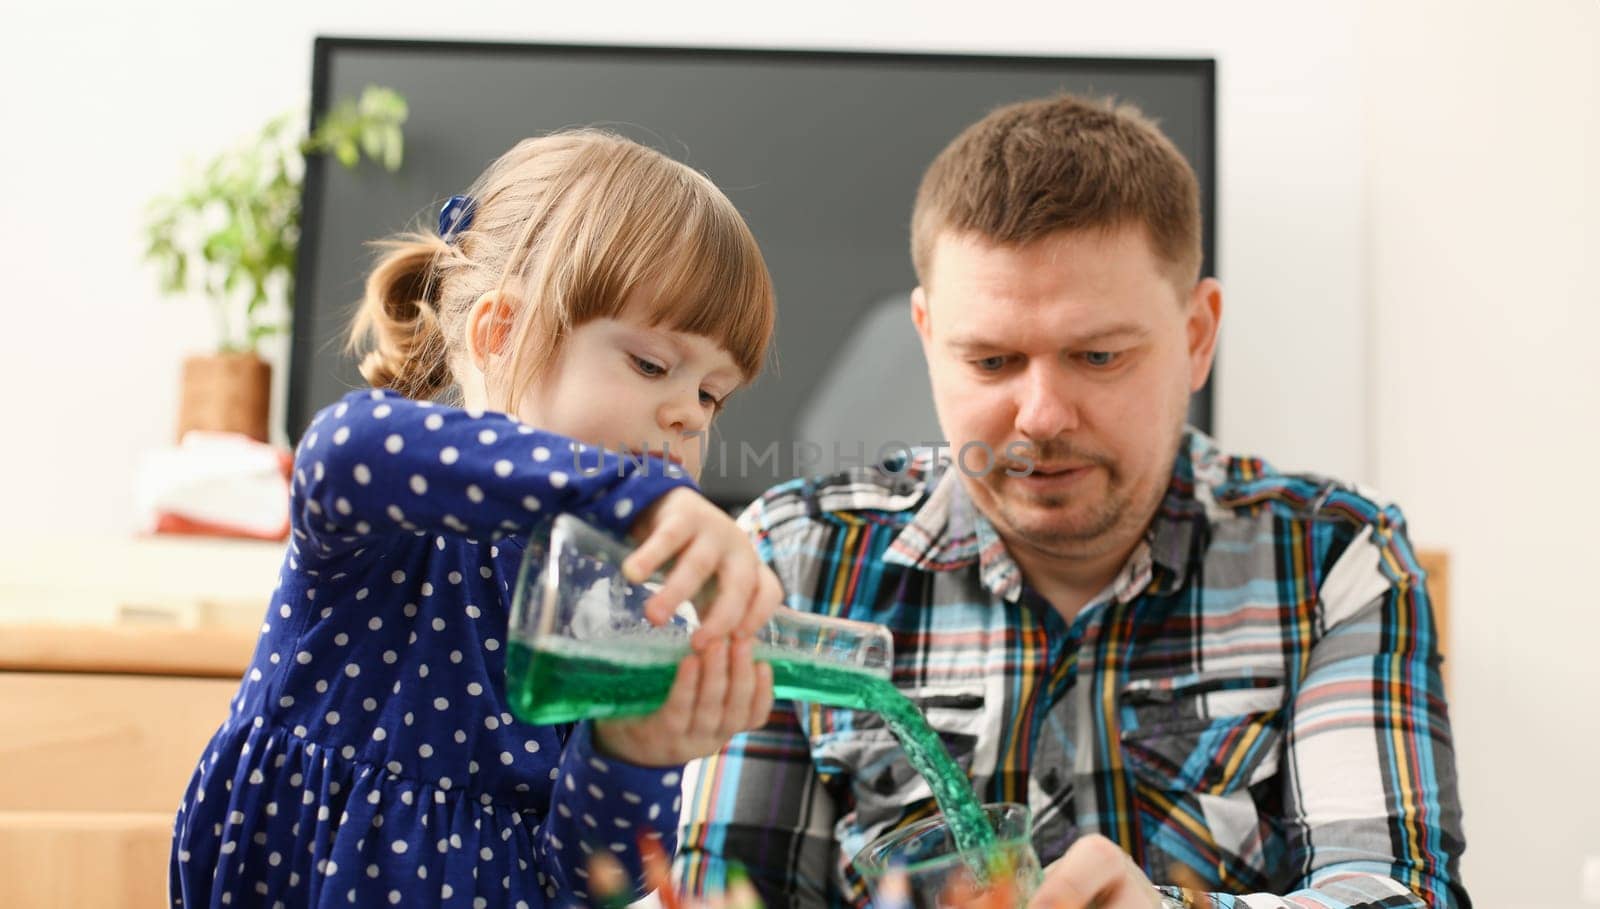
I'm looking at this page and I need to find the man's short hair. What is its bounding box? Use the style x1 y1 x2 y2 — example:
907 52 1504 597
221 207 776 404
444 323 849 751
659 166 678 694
911 93 1202 289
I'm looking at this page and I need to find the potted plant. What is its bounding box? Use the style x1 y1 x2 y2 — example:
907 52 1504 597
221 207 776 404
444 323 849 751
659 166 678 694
144 86 408 443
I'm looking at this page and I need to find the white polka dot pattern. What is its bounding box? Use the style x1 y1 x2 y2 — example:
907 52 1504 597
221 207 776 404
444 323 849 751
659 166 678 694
171 390 696 907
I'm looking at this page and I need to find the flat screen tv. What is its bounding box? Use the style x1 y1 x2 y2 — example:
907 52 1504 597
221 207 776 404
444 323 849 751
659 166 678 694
292 38 1215 509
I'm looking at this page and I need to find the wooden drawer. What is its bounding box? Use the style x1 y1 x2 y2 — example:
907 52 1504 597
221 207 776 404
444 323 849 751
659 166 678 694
0 671 240 814
0 811 173 907
0 624 253 907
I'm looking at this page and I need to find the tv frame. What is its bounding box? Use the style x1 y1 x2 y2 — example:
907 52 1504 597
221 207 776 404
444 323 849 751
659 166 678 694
290 38 1217 496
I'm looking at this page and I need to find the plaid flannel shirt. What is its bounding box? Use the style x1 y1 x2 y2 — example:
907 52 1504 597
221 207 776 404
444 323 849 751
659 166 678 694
677 429 1468 908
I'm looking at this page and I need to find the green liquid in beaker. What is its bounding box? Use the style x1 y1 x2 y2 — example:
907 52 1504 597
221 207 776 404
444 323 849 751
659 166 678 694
505 637 996 856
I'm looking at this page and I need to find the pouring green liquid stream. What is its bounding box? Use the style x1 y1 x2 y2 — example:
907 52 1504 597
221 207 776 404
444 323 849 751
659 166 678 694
505 637 996 854
503 515 998 857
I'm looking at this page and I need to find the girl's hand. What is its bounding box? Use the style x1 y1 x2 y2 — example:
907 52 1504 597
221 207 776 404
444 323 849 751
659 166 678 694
593 637 775 765
622 487 783 649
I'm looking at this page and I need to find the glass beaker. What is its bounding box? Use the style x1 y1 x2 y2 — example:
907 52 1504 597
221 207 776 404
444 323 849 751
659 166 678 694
853 802 1042 908
505 513 894 724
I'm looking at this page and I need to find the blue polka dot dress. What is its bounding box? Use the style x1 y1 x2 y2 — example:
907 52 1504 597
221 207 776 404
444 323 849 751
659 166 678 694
170 389 697 908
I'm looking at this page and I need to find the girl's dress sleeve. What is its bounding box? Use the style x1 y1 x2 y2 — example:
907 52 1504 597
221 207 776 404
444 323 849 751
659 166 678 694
294 389 695 559
540 721 687 901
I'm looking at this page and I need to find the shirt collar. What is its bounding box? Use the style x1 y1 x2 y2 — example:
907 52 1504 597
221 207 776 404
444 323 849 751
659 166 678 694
882 454 974 572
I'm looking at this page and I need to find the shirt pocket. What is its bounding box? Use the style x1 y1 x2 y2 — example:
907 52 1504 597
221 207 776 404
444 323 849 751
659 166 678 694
1118 669 1285 795
811 681 991 849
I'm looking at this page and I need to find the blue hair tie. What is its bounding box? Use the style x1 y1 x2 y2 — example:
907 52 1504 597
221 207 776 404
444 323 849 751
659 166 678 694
438 194 477 244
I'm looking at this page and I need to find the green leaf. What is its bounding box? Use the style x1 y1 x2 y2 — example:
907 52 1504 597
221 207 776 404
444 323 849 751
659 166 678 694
382 125 404 171
142 85 406 349
247 320 285 346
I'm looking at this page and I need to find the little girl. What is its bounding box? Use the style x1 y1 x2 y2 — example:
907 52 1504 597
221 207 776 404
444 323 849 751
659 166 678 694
171 130 783 908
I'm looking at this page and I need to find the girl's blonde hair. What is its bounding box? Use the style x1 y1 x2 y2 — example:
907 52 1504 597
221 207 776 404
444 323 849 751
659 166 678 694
349 130 775 410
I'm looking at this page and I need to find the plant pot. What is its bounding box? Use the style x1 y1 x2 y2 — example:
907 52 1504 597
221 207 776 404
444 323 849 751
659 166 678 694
176 352 272 443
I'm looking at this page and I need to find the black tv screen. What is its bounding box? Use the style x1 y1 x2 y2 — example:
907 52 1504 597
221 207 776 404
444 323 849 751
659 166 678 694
291 38 1215 509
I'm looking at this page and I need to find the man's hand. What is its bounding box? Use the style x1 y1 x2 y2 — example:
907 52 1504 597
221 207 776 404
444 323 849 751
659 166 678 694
1027 835 1164 908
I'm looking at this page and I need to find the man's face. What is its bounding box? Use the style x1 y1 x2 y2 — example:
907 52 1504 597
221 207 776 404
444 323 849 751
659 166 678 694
912 227 1221 563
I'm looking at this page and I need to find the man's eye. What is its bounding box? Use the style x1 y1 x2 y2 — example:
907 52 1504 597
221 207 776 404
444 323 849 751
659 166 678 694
631 355 666 377
973 355 1009 372
1083 351 1119 367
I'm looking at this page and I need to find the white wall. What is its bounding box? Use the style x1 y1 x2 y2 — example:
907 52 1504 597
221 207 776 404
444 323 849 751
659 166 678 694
1363 2 1600 906
0 0 1369 533
2 0 1591 904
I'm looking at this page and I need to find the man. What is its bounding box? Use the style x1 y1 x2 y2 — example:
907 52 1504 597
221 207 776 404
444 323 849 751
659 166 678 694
678 95 1467 908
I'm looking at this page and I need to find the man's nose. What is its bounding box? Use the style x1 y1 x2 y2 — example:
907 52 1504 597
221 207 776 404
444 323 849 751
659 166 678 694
1013 361 1080 440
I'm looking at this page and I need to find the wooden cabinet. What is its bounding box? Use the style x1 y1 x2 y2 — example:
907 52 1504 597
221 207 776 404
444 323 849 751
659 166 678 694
0 625 254 907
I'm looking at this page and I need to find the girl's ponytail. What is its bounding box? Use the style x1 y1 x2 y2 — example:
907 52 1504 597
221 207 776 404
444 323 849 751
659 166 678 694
348 235 457 400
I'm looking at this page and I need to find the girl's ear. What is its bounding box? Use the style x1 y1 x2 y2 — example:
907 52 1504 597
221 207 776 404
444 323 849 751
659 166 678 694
465 292 518 370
